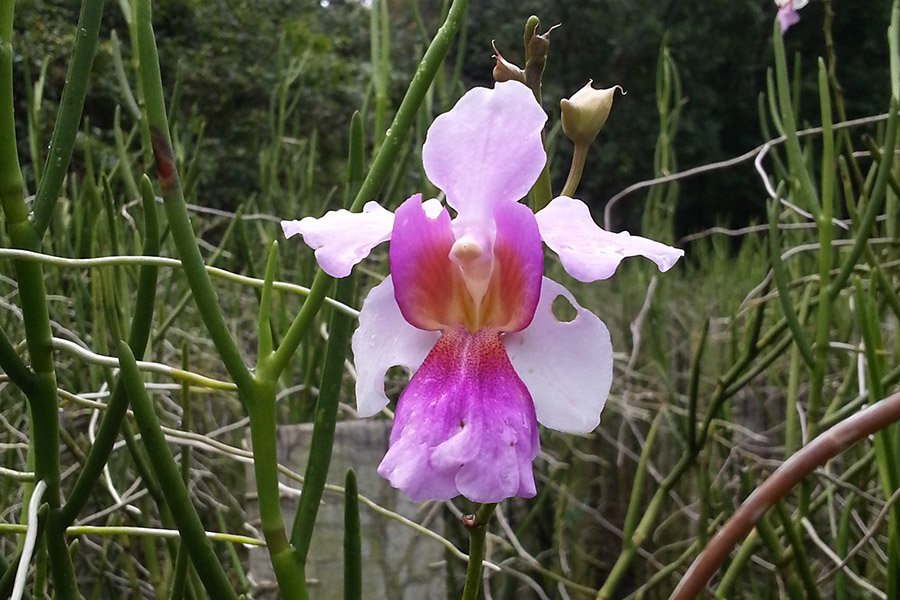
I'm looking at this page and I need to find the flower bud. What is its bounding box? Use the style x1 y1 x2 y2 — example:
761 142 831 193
491 41 525 84
560 81 624 146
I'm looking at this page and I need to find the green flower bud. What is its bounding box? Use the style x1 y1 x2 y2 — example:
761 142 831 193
560 81 624 146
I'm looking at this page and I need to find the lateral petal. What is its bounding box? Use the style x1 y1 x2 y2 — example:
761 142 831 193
535 196 684 282
389 194 470 330
281 201 394 278
378 329 539 503
351 276 440 417
505 278 613 433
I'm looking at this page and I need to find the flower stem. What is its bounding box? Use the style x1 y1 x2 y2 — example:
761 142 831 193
561 142 588 198
460 503 496 600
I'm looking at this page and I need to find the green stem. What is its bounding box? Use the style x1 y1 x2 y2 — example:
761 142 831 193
560 142 587 198
460 504 496 600
767 201 815 370
0 326 34 394
343 470 362 600
828 98 898 300
772 22 820 215
61 176 159 524
1 7 79 597
117 341 238 600
133 0 255 395
31 0 106 236
245 379 308 599
289 275 357 560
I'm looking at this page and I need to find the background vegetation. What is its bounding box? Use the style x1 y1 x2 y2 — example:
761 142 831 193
1 1 898 599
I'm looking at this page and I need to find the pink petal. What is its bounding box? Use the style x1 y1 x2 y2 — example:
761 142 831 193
535 196 684 282
422 81 547 222
478 201 543 332
389 194 464 330
777 5 800 33
377 329 539 502
281 201 394 278
505 278 613 433
390 196 544 333
351 276 440 417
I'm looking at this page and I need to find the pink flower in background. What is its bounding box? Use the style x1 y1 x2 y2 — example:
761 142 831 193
282 81 683 503
776 0 809 34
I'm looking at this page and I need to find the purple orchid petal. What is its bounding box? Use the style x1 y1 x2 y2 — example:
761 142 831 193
389 194 462 331
777 5 800 33
423 81 547 222
505 278 613 433
378 329 539 502
535 196 684 282
351 276 440 417
390 195 544 333
478 201 543 332
281 200 394 278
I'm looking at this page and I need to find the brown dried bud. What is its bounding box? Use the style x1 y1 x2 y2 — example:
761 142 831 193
491 41 525 84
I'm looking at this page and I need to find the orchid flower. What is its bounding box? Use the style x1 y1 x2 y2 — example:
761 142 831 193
775 0 809 34
281 81 684 503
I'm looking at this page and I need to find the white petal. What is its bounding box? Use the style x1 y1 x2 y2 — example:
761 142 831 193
535 196 684 282
504 278 613 433
351 276 440 417
281 201 394 278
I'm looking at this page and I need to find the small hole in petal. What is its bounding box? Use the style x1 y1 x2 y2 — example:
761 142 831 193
459 420 465 429
551 295 577 322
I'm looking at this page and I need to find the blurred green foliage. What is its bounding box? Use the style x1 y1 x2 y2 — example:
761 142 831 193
10 0 893 228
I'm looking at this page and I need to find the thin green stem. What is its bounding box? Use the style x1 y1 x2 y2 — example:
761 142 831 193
245 379 308 599
343 470 362 600
829 98 898 300
767 201 815 370
461 504 496 600
772 21 820 215
62 176 159 524
289 275 357 561
1 7 79 598
561 142 588 198
118 341 238 600
31 0 106 236
134 0 255 394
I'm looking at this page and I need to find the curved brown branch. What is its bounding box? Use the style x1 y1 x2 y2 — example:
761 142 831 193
669 391 900 600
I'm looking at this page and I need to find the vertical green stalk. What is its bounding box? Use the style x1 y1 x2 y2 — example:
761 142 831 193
117 342 238 600
808 59 834 442
370 0 390 149
289 113 363 562
1 5 79 598
772 21 820 215
460 504 496 600
133 0 254 394
343 470 361 600
767 201 815 369
31 0 106 236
